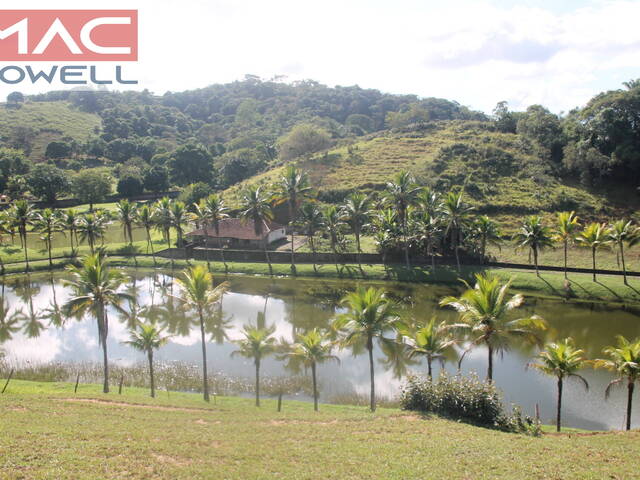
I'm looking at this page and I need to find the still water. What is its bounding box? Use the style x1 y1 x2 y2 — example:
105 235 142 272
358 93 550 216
1 269 639 430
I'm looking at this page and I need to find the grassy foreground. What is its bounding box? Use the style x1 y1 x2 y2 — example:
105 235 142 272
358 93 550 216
1 380 638 479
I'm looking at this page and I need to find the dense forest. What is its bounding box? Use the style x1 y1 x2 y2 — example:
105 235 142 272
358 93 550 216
0 76 639 216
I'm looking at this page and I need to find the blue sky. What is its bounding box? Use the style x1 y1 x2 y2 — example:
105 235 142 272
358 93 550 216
5 0 640 114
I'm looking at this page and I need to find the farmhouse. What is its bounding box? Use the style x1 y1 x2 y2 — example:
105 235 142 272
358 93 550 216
185 218 286 249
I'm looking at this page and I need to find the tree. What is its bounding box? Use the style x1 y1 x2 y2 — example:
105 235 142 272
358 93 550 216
77 213 109 253
333 287 398 411
239 185 274 275
278 124 331 161
607 220 639 285
33 208 63 268
274 165 312 273
398 317 456 380
62 209 80 253
72 169 113 211
554 212 580 279
117 173 144 198
124 322 171 398
202 193 229 268
142 165 170 192
45 141 72 159
136 204 156 263
63 253 132 393
10 200 36 270
167 143 214 186
576 223 610 282
7 91 24 105
516 105 565 163
169 201 188 247
153 197 173 249
384 171 421 267
513 216 554 276
472 215 501 264
232 324 278 407
411 210 442 271
116 199 137 246
175 265 228 402
440 273 547 381
529 338 589 432
341 192 370 270
322 205 345 272
594 335 640 431
440 190 474 272
25 164 70 203
298 202 324 272
283 329 339 411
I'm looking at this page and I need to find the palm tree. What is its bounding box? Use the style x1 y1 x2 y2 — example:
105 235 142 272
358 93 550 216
175 265 228 401
371 208 399 269
412 211 442 271
136 204 156 263
275 165 312 273
593 335 640 431
239 185 274 275
398 316 456 380
341 192 370 270
153 197 173 249
529 338 589 432
322 205 345 272
440 273 547 381
62 253 132 393
77 213 109 253
607 220 639 285
298 202 324 272
284 328 339 411
575 223 610 282
232 324 278 406
62 208 80 254
384 171 422 267
440 190 474 272
33 208 63 268
169 201 188 247
116 199 138 246
11 200 36 270
124 322 171 398
553 212 580 279
416 188 442 217
333 287 398 411
513 216 554 276
202 193 229 269
472 215 501 263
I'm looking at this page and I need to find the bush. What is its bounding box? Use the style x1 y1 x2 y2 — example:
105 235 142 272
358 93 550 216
400 373 540 436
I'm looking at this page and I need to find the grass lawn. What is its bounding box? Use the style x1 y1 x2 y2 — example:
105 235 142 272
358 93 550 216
1 379 638 479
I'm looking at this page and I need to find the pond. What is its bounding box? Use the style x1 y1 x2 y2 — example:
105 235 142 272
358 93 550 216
1 269 639 431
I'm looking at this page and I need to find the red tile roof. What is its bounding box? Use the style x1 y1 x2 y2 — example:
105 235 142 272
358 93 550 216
186 218 284 241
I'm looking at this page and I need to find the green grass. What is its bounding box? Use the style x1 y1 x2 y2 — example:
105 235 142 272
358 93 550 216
0 101 101 160
1 379 638 479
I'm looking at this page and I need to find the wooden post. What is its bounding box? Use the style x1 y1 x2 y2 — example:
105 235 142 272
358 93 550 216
277 393 282 412
535 403 540 422
1 369 14 393
74 372 81 393
118 375 124 395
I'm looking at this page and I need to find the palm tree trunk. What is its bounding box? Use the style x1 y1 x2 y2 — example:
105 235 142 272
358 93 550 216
533 247 539 276
556 376 563 432
563 240 568 279
403 219 410 268
148 349 155 398
47 237 52 268
355 227 362 271
367 333 375 412
592 247 597 282
620 242 628 285
481 237 486 265
453 232 460 272
146 228 156 266
487 345 493 382
289 203 296 273
310 235 317 272
220 244 227 273
264 244 273 275
22 231 29 271
255 358 261 407
312 361 318 412
427 357 433 380
627 380 634 431
100 308 109 394
198 309 210 402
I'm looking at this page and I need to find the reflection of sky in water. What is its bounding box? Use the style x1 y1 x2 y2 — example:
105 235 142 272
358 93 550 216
2 270 640 431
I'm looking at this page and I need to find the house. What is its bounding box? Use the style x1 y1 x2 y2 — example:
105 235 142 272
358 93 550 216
185 218 286 249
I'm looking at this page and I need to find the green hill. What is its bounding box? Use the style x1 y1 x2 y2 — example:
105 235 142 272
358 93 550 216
0 101 102 160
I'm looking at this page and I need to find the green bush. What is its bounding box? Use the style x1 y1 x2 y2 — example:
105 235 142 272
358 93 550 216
400 373 540 436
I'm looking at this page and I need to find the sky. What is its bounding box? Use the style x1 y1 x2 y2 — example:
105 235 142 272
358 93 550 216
3 0 640 114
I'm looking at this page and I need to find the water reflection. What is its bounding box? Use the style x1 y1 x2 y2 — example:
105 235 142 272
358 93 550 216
1 269 640 430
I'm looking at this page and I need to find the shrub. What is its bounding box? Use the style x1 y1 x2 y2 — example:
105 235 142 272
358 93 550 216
400 373 540 436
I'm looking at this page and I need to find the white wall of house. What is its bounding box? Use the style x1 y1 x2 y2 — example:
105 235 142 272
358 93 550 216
267 228 286 244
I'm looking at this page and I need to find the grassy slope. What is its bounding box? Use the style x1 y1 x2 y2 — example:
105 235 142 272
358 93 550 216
0 101 101 160
1 380 638 479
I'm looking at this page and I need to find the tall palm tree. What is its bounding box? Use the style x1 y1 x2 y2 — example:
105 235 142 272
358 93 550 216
472 215 501 264
284 328 339 411
175 265 228 401
322 205 345 272
62 208 80 254
371 208 399 269
575 223 610 282
153 197 173 249
529 338 589 432
62 253 132 393
169 201 188 247
275 165 312 273
11 200 36 270
384 171 422 267
341 192 370 270
440 190 474 272
239 185 274 275
398 316 456 380
416 188 442 217
33 208 63 268
77 213 109 253
607 220 639 285
412 211 442 271
333 287 398 411
593 335 640 431
124 322 171 398
553 212 580 279
440 273 547 381
116 199 138 246
513 216 554 277
136 204 156 264
231 324 278 406
202 193 229 269
298 202 324 272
